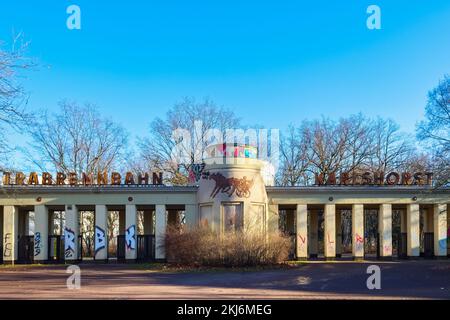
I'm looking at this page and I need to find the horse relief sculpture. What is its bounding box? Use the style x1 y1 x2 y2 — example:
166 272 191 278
207 172 254 198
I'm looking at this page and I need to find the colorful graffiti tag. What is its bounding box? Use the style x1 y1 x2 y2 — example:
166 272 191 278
125 225 136 250
188 163 205 184
207 172 254 198
34 232 41 257
3 233 12 257
94 226 106 254
64 227 76 258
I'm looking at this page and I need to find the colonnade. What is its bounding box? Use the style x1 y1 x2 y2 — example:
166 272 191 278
292 203 448 260
1 204 198 263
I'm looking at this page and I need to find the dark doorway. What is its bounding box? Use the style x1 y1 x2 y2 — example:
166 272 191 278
48 235 64 263
424 232 434 258
392 209 407 258
364 209 378 258
137 235 155 261
18 235 34 263
278 206 296 259
116 235 125 262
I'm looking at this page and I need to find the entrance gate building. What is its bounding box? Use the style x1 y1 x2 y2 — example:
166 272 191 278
1 145 449 264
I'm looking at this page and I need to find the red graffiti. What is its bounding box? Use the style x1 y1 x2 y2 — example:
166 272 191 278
298 234 306 244
327 233 334 244
355 234 364 244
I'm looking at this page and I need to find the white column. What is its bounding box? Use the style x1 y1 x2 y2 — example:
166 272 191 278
3 206 19 262
268 204 279 234
34 205 49 262
184 204 198 230
336 211 342 257
378 204 392 258
324 204 336 259
94 205 108 261
296 204 308 260
352 204 364 259
125 204 137 260
64 205 79 262
155 204 166 260
309 211 318 257
434 204 447 257
407 204 420 257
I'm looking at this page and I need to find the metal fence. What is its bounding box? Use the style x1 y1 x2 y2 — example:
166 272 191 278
18 235 34 264
117 235 125 261
137 235 156 261
48 235 64 263
423 232 434 258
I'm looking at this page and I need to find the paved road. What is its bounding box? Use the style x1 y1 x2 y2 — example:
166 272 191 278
0 260 449 299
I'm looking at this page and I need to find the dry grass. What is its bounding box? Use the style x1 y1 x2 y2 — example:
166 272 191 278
164 226 291 267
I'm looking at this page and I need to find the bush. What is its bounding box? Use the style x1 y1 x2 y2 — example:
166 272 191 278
164 226 291 267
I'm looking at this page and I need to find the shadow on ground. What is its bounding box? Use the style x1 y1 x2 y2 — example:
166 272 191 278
0 260 449 299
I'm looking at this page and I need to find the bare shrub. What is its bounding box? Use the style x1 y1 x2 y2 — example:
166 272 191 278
164 226 290 267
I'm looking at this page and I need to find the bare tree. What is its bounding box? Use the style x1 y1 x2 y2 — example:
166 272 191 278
369 117 414 173
341 114 375 172
277 115 420 186
0 33 35 168
25 100 129 176
276 124 310 186
303 117 350 182
417 75 450 186
135 97 240 185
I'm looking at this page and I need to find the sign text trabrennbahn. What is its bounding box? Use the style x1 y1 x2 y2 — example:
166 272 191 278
1 171 163 186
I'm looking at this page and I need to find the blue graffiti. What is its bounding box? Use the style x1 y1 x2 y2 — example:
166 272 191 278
64 227 76 258
34 232 41 256
95 226 106 254
125 225 136 250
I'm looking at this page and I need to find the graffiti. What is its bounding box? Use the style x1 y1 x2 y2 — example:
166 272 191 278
355 233 364 253
95 226 106 254
326 233 335 253
3 233 12 257
188 163 205 183
439 238 447 250
327 233 334 244
64 228 76 258
34 232 41 256
298 234 306 244
208 172 254 198
125 225 136 250
355 234 364 244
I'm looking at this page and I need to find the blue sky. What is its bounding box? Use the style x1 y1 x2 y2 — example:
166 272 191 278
1 0 450 144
